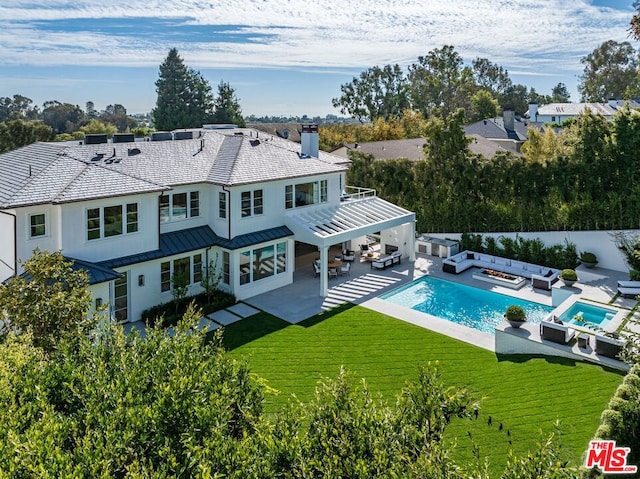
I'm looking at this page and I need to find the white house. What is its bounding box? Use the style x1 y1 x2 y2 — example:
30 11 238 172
527 100 640 124
0 125 415 322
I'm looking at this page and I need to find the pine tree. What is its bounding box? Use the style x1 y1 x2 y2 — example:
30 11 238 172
211 81 246 127
152 48 214 130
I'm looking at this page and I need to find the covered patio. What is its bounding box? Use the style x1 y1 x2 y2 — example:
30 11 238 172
284 195 416 297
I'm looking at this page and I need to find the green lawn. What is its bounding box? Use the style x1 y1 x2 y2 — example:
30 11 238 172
223 303 625 474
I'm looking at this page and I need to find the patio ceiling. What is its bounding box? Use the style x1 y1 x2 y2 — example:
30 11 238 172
284 196 415 247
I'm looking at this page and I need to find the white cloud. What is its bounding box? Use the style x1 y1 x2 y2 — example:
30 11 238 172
0 0 634 76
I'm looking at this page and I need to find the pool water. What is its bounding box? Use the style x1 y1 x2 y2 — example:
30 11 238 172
558 302 616 329
380 275 554 335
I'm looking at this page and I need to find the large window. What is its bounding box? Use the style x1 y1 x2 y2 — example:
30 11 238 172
239 241 287 285
219 192 227 218
114 272 128 322
87 202 138 241
241 189 263 217
29 213 46 238
159 191 200 222
285 180 328 209
159 253 203 292
222 251 230 285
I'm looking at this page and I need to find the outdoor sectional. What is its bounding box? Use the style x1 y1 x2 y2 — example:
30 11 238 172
370 251 402 270
442 250 561 290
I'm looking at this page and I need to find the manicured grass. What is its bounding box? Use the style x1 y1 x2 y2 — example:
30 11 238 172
223 304 624 475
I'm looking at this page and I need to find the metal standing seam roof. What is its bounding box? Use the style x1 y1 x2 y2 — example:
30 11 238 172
97 225 294 270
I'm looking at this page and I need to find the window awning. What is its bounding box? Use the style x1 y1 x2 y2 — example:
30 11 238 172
284 196 415 247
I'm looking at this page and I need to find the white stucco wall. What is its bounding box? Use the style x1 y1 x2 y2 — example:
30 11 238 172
426 230 638 273
0 209 16 281
60 192 160 263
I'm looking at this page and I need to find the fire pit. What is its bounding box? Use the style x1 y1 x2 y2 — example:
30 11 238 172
472 268 526 289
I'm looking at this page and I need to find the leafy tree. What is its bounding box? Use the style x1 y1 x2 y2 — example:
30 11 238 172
79 118 117 137
472 57 512 97
0 306 265 477
0 94 38 121
422 108 470 164
469 89 500 122
332 64 410 122
499 83 529 116
0 249 92 352
408 45 475 118
578 40 640 102
200 256 221 304
527 87 551 107
211 81 246 127
85 100 97 119
0 119 54 153
551 82 571 102
100 103 137 132
171 270 190 314
630 0 640 41
152 48 214 130
41 100 85 134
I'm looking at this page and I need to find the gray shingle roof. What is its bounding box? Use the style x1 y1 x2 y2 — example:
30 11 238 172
0 128 348 208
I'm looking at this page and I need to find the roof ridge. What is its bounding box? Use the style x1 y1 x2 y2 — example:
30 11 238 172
50 153 169 204
4 143 70 205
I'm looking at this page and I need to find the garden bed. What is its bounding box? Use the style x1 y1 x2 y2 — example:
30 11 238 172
142 291 236 328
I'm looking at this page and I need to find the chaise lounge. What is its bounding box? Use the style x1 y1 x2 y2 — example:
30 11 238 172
617 280 640 297
371 251 402 270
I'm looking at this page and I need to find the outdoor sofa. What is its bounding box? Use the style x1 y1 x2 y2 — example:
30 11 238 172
371 251 402 270
442 250 560 290
594 333 627 359
539 315 576 345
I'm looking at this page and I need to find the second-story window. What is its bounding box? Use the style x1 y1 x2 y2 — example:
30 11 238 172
285 180 328 209
87 202 138 241
160 191 200 222
241 189 263 217
29 213 46 238
219 192 227 218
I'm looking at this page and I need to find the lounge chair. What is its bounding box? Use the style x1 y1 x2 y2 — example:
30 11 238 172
328 268 338 279
540 317 576 344
594 333 626 359
617 280 640 288
313 262 321 277
617 286 640 297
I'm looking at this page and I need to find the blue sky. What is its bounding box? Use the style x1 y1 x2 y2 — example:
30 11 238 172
0 1 636 117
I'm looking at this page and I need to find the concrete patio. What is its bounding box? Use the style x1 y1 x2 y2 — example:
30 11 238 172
244 250 636 371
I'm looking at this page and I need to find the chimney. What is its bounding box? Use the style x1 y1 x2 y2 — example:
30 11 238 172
528 103 538 122
503 109 515 131
300 124 319 158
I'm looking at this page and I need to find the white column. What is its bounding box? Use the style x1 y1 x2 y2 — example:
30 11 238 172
409 222 416 261
319 246 329 297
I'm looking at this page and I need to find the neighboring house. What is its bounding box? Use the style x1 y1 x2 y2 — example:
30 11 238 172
0 125 415 323
527 100 640 124
331 135 518 161
464 110 545 153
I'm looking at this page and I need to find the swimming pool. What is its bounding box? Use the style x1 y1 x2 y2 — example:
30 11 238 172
558 302 616 329
380 275 554 335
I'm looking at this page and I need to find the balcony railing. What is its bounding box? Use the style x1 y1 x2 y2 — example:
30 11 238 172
341 186 376 202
